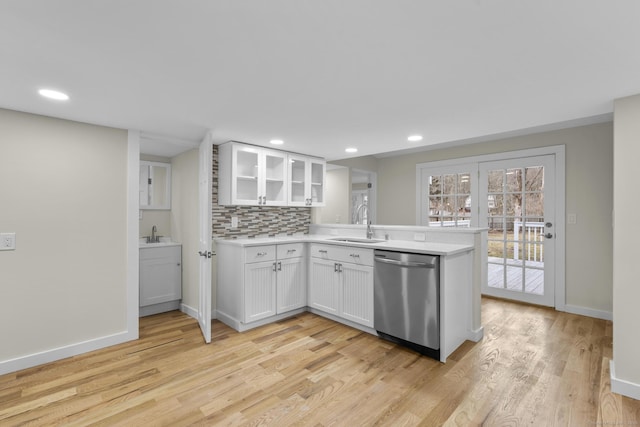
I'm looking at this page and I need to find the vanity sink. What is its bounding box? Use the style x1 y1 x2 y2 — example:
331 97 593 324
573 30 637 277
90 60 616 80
328 237 385 244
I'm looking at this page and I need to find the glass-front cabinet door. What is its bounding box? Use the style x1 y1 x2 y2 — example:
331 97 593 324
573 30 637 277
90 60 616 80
289 156 307 206
288 155 325 206
262 149 287 205
231 144 260 205
309 159 325 206
229 145 288 206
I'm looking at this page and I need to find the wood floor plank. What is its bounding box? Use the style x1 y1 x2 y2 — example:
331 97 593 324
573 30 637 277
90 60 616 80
1 299 639 426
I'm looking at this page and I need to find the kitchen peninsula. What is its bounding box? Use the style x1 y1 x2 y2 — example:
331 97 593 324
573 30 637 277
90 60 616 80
216 224 486 362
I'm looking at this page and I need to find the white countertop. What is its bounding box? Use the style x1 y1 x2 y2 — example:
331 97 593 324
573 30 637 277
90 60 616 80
139 241 182 248
215 235 473 256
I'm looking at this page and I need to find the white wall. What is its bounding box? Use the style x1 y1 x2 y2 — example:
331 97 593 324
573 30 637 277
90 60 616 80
0 109 129 371
170 148 201 315
140 210 171 239
331 122 614 316
612 94 640 398
313 167 350 224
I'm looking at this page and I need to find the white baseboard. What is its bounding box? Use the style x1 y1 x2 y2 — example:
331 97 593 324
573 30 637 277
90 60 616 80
610 360 640 400
180 303 198 320
0 330 137 376
561 304 612 321
180 304 217 321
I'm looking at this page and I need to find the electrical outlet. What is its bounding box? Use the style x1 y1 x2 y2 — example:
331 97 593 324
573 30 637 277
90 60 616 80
0 233 16 251
567 213 577 224
414 233 426 242
231 216 238 228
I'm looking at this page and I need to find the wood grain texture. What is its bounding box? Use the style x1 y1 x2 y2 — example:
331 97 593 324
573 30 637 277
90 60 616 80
0 298 638 426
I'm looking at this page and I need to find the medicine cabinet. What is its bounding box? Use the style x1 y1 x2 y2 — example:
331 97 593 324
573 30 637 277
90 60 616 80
140 161 171 210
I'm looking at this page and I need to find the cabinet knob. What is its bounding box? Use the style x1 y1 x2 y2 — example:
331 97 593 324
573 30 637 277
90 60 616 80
350 253 360 258
287 249 296 253
177 263 181 266
319 249 328 254
257 252 267 256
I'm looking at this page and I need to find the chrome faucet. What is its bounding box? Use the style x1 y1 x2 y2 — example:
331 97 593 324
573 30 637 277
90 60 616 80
355 203 369 224
151 225 157 243
367 221 374 239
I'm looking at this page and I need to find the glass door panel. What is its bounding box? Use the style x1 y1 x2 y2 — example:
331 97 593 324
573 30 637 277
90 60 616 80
480 155 555 307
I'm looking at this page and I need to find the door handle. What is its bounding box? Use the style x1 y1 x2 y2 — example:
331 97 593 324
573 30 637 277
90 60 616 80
544 233 553 239
198 251 213 258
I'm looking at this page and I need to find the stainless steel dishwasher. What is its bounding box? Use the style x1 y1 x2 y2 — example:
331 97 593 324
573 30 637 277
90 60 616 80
374 249 440 359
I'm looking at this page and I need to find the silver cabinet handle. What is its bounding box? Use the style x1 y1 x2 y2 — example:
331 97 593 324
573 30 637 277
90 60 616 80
272 262 277 271
257 251 267 256
277 261 282 271
319 249 328 254
287 249 297 253
350 253 360 258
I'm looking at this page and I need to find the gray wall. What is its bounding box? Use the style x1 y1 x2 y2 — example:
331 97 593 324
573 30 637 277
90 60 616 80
613 94 640 389
0 108 128 363
331 122 614 314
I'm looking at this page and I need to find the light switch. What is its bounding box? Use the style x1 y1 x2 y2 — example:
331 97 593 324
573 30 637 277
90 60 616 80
567 213 577 224
0 233 16 250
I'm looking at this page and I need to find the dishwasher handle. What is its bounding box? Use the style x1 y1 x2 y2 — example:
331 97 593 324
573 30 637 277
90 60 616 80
375 256 437 268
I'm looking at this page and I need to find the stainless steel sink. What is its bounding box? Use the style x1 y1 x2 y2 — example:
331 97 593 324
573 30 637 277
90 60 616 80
328 237 385 244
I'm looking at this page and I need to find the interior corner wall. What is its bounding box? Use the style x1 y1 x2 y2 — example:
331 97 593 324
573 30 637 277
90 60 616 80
313 167 350 224
612 94 640 397
0 108 129 372
170 148 201 316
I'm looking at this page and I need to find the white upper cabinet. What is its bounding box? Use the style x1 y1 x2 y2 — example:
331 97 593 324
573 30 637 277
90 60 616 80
140 161 171 210
218 142 324 207
218 143 288 206
288 154 325 207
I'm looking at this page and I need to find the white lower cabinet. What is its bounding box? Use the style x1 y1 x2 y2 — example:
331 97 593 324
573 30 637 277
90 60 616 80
308 244 374 328
244 259 277 323
139 245 182 316
217 242 306 330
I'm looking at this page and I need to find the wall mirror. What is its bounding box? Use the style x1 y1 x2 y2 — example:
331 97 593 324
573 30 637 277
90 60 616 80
140 161 171 210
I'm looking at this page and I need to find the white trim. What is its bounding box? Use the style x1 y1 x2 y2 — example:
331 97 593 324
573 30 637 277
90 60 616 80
416 145 566 311
181 303 199 320
610 360 640 400
562 304 612 321
126 130 141 341
0 331 134 376
216 308 307 332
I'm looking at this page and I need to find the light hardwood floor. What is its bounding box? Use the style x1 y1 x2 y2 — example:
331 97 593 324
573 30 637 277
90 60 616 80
1 298 639 426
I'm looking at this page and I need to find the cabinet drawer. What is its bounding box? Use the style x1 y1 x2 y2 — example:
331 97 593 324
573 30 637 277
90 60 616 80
309 244 373 266
277 243 305 260
245 245 276 263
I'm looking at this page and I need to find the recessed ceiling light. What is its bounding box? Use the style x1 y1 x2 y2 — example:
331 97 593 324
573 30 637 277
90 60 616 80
270 139 284 145
345 148 358 153
408 135 423 142
38 89 69 101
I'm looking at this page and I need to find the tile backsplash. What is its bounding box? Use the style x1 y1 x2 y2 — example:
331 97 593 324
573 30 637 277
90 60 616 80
212 145 311 238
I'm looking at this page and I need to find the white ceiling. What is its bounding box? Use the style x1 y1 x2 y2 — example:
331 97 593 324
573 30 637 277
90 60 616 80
1 1 638 161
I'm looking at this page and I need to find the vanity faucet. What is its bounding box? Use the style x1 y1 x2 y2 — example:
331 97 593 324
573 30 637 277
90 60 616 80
367 221 374 239
151 225 157 243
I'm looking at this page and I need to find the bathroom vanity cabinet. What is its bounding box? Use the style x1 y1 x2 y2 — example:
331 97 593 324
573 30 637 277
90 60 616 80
139 244 182 316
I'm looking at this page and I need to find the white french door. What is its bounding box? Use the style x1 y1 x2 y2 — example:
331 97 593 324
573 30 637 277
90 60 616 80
197 137 213 343
418 147 564 308
479 155 556 306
